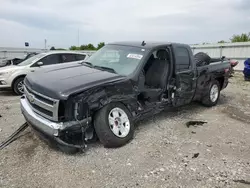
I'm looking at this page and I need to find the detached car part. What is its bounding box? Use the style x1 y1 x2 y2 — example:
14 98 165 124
0 123 29 150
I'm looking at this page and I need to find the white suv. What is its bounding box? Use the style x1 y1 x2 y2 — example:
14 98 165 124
0 51 89 95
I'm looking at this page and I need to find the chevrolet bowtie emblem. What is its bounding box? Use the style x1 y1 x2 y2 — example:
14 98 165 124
28 94 35 103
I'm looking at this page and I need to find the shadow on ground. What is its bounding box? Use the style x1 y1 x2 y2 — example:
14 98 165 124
0 89 16 96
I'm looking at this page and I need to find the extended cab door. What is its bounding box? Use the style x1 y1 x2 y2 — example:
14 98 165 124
172 46 197 107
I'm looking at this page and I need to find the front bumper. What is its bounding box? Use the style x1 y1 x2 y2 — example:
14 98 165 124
20 96 90 149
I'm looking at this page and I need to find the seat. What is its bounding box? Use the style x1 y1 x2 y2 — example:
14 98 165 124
142 49 170 101
145 49 169 88
144 54 155 73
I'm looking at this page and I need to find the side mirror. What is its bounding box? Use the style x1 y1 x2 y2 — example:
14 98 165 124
37 61 43 66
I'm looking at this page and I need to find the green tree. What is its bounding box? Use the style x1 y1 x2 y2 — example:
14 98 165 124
86 43 96 50
79 45 87 50
69 46 80 50
79 43 96 50
97 42 105 50
230 33 250 42
50 46 56 50
70 42 105 50
218 40 226 43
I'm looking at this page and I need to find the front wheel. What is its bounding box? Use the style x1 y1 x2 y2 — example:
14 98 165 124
202 80 220 107
13 77 25 95
94 102 134 148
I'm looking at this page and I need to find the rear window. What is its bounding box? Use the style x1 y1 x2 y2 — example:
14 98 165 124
41 54 61 65
75 54 86 61
175 47 190 71
62 54 76 63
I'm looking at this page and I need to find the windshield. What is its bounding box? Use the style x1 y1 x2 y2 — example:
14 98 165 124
85 44 146 76
18 53 46 66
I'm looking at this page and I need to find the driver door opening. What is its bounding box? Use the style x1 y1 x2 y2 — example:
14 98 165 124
138 48 171 104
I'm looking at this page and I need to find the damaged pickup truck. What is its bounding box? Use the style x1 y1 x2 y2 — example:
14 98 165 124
20 41 230 153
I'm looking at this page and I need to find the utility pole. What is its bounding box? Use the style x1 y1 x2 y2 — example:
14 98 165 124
44 39 47 50
77 28 79 47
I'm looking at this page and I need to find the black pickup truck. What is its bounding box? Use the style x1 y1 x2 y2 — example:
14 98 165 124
20 41 230 152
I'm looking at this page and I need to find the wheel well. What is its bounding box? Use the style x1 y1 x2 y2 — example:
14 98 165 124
216 77 224 89
11 75 26 88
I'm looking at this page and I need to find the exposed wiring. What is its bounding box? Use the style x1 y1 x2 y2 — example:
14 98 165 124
74 102 90 152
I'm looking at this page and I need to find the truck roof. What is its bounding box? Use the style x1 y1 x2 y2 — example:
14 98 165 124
108 41 190 49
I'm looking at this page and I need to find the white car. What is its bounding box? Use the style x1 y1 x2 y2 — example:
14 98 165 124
0 51 89 95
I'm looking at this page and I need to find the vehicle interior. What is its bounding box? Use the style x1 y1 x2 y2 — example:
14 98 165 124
138 48 170 103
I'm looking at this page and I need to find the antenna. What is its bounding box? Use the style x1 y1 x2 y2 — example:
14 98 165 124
141 41 146 46
44 39 47 50
77 28 80 47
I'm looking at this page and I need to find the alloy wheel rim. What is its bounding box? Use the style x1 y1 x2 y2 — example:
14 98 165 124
17 81 24 94
108 107 130 138
210 84 219 102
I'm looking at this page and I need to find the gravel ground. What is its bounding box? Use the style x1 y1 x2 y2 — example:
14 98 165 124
1 73 250 188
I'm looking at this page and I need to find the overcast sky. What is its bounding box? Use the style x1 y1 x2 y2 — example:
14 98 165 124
0 0 249 48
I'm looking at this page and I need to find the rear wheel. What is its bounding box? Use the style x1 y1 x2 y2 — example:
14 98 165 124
245 77 250 81
94 102 134 148
13 77 25 95
202 80 220 107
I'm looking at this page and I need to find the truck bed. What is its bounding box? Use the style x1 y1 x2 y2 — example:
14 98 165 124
197 60 230 73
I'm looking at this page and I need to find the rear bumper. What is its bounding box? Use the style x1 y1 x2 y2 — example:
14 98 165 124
20 96 90 149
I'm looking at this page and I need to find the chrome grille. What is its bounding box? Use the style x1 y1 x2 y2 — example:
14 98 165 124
24 85 59 121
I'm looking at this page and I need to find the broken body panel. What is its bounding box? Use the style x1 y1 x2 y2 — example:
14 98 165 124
21 42 230 149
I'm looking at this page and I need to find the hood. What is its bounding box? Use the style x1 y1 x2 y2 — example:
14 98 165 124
0 65 24 72
25 63 125 100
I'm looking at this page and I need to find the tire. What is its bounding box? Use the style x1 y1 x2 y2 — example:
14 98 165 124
13 77 25 95
245 77 250 81
202 80 220 107
194 52 211 67
94 102 134 148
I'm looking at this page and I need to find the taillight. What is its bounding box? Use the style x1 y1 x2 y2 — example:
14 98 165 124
225 68 229 73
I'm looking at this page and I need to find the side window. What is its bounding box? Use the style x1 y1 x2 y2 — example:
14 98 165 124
40 54 61 66
75 54 86 61
175 48 190 72
61 54 76 63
